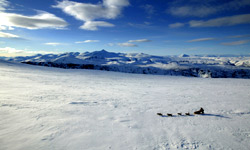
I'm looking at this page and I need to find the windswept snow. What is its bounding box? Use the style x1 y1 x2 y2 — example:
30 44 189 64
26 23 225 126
0 60 250 150
5 50 250 78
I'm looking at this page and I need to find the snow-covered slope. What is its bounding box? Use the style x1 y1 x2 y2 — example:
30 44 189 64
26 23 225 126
0 60 250 150
5 50 250 78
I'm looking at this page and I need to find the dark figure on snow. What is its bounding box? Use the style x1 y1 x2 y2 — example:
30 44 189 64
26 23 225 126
194 107 204 114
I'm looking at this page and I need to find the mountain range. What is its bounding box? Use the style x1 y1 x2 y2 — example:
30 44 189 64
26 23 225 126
5 50 250 78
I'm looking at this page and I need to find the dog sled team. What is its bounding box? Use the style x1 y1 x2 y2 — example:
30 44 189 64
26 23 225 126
157 107 204 117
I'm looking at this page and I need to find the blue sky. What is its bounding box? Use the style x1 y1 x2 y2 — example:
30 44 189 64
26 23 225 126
0 0 250 56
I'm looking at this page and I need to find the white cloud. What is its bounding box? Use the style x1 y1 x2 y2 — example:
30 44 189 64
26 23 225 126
80 21 114 31
0 47 24 53
117 43 137 47
187 38 216 42
221 40 250 46
0 11 68 30
0 31 19 38
75 40 99 43
128 39 151 43
169 5 217 18
0 47 58 56
168 0 250 18
44 42 64 46
0 25 14 30
25 50 59 54
53 0 129 30
0 25 6 30
107 43 115 46
189 14 250 27
169 22 185 28
0 0 67 30
115 39 151 47
0 0 8 11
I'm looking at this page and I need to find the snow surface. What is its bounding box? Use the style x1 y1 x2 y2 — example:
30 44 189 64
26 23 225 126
1 60 250 150
5 50 250 78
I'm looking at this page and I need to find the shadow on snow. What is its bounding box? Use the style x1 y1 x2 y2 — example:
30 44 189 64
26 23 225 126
159 113 230 119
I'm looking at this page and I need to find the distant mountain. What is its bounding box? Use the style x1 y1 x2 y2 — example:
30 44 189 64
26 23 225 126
0 56 8 59
179 54 189 57
5 50 250 78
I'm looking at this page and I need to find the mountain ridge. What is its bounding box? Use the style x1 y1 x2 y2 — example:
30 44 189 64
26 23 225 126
3 50 250 78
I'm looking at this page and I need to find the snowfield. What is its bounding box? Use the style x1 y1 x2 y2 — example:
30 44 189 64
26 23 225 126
0 60 250 150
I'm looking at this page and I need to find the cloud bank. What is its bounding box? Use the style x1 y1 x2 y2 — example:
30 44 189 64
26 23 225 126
53 0 129 31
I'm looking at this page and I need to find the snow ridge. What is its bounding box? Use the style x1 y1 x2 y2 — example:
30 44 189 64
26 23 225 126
5 50 250 78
